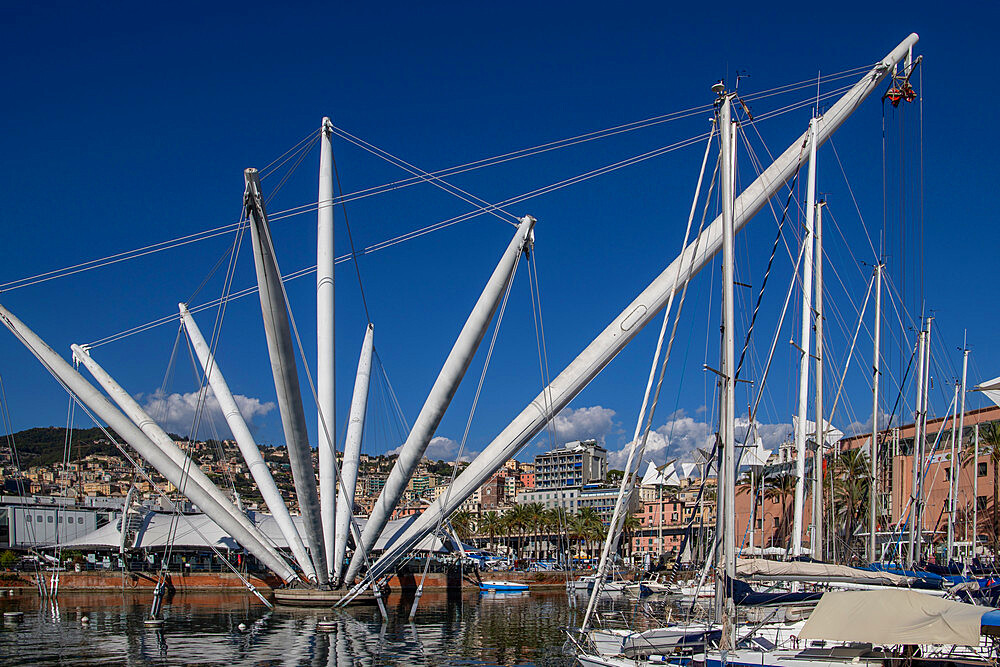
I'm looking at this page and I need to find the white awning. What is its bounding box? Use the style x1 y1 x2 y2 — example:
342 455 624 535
799 589 989 646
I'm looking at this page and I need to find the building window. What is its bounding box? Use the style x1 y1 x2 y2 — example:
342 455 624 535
773 517 779 527
47 516 53 523
756 519 763 530
25 515 31 522
978 496 989 510
980 462 988 477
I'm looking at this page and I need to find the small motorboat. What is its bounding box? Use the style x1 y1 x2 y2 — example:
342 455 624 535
480 580 529 592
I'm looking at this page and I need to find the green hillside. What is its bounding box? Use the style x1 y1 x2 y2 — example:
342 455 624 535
2 426 125 467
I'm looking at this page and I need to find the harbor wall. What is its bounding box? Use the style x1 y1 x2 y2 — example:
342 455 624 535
0 569 579 592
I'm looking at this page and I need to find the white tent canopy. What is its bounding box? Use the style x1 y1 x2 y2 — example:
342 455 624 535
975 375 1000 409
792 416 844 447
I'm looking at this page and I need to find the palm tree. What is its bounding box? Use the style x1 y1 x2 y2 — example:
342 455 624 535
449 510 476 542
829 448 870 562
762 473 796 547
620 513 641 564
479 511 503 554
978 423 1000 553
522 502 547 559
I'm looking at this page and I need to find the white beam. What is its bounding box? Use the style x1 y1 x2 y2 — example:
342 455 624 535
343 215 535 585
334 323 373 584
245 167 329 585
317 117 337 579
344 33 919 597
178 303 317 582
0 303 298 583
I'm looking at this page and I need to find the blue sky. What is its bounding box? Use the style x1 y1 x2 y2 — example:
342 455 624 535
0 2 996 469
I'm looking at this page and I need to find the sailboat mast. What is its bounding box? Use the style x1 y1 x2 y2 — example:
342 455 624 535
813 201 825 562
792 117 818 558
317 118 337 580
915 317 933 561
868 263 882 563
955 344 969 562
907 328 926 567
973 423 980 556
719 91 737 649
947 381 959 560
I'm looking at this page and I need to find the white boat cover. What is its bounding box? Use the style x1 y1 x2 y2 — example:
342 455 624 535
799 589 988 646
735 558 914 586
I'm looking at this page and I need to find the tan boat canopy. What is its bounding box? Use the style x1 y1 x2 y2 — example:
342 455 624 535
799 590 988 646
736 558 914 586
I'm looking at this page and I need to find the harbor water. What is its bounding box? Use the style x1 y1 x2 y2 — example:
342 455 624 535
0 589 609 666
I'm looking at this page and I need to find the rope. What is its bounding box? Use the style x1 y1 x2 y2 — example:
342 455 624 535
0 78 860 301
330 133 372 324
329 125 519 226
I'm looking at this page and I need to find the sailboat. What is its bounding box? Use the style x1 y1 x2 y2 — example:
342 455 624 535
564 31 998 667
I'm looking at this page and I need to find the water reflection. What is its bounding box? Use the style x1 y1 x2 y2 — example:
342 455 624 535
0 588 582 666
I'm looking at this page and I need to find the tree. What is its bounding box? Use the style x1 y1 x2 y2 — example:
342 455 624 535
0 551 15 570
449 510 476 542
829 449 870 562
762 473 797 548
980 423 1000 553
479 512 503 553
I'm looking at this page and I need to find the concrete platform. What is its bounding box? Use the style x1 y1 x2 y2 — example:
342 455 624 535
272 587 377 607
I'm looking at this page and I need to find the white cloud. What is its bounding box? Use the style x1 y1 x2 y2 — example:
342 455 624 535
843 409 893 436
608 411 792 470
551 405 617 445
389 435 475 463
139 389 275 439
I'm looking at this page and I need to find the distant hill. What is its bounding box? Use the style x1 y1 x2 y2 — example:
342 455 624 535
3 426 127 468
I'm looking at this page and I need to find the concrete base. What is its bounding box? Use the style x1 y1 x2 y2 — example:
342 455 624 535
272 587 377 607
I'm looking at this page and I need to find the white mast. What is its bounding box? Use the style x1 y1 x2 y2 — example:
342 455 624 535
69 344 290 568
955 344 969 561
342 34 920 597
719 91 737 649
342 215 535 585
333 323 374 584
973 423 980 555
245 167 328 585
907 328 926 567
0 303 299 583
946 381 959 560
813 201 825 561
792 116 818 558
868 263 882 563
915 317 933 561
178 303 317 582
317 117 337 579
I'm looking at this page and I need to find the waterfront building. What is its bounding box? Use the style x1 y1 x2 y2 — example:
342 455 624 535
733 405 1000 558
534 440 607 490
